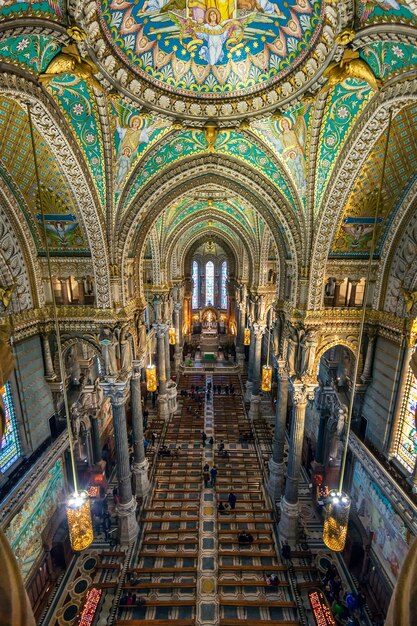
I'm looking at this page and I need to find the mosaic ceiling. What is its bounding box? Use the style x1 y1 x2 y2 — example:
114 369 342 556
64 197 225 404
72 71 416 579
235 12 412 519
0 97 89 256
99 0 322 96
0 0 416 270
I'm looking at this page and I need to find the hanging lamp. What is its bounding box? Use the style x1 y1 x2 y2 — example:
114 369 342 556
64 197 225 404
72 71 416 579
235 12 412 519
261 325 272 392
168 326 176 345
145 340 157 392
323 110 393 552
27 103 93 551
244 327 251 346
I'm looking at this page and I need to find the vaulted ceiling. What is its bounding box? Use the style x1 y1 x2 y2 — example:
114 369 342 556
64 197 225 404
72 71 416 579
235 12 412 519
0 0 417 312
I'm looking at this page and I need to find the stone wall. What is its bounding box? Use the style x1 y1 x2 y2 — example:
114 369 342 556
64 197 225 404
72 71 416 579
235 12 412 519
362 336 402 451
14 335 54 452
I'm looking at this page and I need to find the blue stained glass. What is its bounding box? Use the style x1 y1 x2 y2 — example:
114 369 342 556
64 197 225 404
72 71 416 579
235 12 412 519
205 261 214 306
192 260 199 309
0 382 20 473
221 261 228 309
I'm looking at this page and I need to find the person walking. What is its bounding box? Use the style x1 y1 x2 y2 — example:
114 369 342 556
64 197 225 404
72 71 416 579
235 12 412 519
203 467 210 488
210 465 217 487
151 432 157 446
209 436 214 446
201 431 207 447
228 491 237 509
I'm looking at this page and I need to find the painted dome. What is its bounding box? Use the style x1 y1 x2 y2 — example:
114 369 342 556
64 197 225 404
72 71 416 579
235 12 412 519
92 0 335 119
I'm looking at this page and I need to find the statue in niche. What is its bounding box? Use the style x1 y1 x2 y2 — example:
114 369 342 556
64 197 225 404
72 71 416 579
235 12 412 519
120 324 133 372
94 377 104 408
99 327 119 375
71 403 81 439
286 325 298 376
299 328 318 377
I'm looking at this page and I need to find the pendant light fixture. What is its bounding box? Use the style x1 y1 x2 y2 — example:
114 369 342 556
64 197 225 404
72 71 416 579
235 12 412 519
261 325 272 392
168 326 176 345
27 103 93 551
323 110 393 552
145 340 157 392
244 327 251 346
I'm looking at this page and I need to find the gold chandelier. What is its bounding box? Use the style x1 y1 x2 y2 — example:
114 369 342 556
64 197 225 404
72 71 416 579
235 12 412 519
27 104 93 551
323 110 393 552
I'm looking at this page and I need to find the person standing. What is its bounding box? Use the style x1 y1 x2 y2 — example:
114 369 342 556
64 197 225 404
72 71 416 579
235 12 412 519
203 467 210 488
210 465 217 487
228 491 237 509
201 431 207 447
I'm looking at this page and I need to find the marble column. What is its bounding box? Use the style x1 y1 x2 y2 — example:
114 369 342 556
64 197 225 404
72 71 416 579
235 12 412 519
156 324 169 418
267 360 288 500
100 377 138 544
279 382 310 544
131 359 150 497
245 323 255 402
42 334 56 380
236 302 246 372
173 303 182 372
164 323 171 381
249 323 266 420
361 331 376 383
89 413 102 464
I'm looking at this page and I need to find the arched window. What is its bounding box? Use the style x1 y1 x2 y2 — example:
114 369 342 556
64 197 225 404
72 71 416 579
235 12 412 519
0 382 21 473
394 367 417 473
192 260 199 309
221 260 228 309
205 261 214 306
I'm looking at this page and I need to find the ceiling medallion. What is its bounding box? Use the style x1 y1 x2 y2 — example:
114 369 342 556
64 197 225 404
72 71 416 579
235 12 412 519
84 0 338 120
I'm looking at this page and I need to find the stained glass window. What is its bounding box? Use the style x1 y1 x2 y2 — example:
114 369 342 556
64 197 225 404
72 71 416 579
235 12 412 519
192 260 199 309
0 382 20 473
394 368 417 473
221 261 228 309
205 261 214 306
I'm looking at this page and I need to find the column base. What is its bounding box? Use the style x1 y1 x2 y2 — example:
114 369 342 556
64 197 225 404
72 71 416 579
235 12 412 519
132 459 151 497
249 394 261 420
278 496 299 545
117 496 139 544
158 393 170 419
267 458 285 501
244 381 253 403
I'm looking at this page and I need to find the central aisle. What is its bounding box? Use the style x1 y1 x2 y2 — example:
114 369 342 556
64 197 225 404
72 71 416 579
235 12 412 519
118 373 300 626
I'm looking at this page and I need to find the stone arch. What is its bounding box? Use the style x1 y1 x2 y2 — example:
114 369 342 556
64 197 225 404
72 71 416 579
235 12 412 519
0 68 111 308
308 76 417 310
313 339 358 377
53 336 103 379
0 187 40 311
120 161 298 306
182 234 239 279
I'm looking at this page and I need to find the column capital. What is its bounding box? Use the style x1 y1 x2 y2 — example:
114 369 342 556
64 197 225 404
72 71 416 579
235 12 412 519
252 322 266 339
132 357 145 377
290 381 315 405
174 302 182 312
100 376 131 406
154 323 167 338
274 358 288 378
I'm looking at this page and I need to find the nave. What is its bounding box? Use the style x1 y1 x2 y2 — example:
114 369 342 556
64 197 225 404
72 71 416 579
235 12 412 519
116 373 320 626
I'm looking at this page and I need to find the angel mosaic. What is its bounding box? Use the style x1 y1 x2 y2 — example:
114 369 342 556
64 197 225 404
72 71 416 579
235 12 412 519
252 106 309 195
111 101 169 194
358 0 417 25
171 7 254 65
